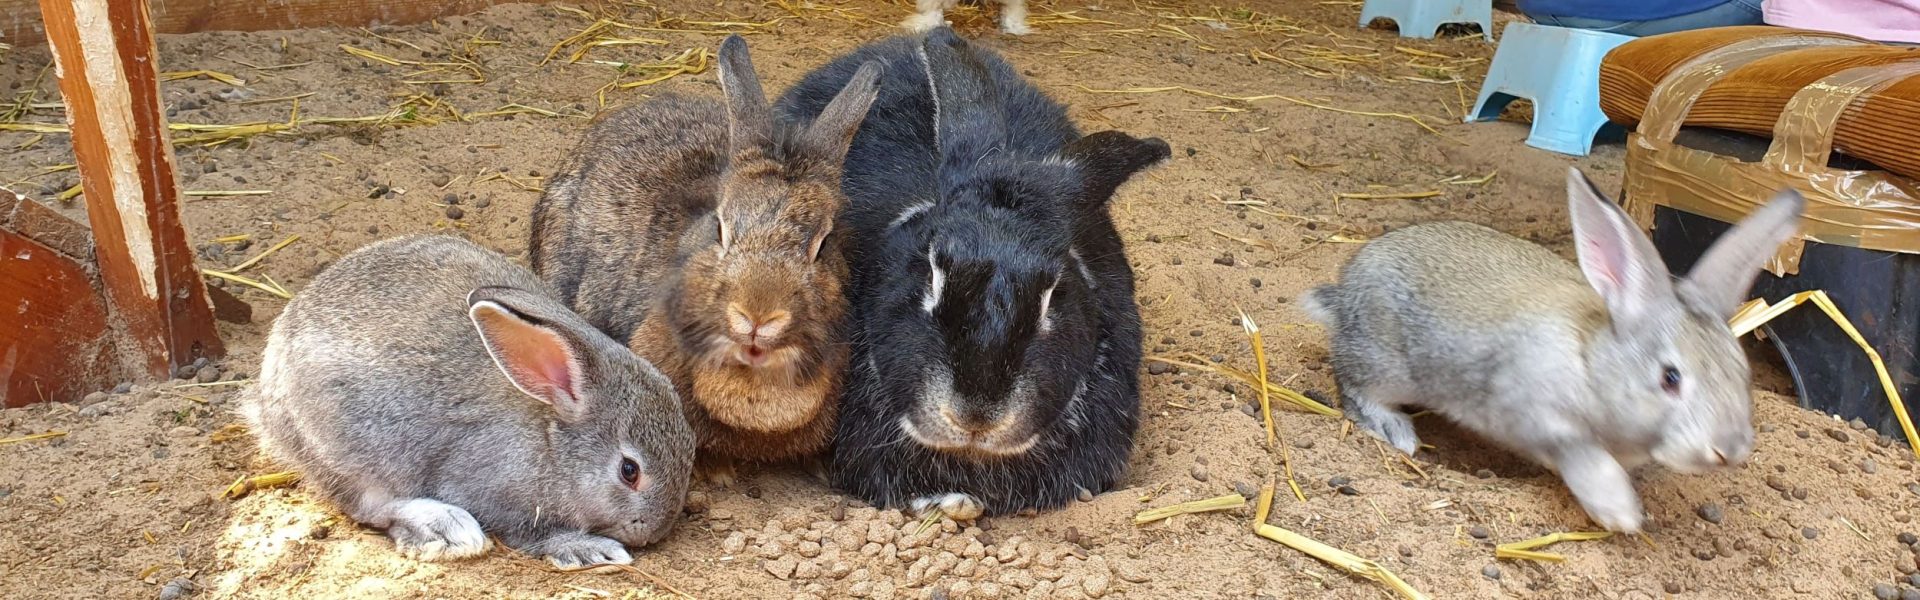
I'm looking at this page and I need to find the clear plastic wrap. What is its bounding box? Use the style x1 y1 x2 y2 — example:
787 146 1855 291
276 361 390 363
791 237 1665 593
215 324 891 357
1621 40 1920 275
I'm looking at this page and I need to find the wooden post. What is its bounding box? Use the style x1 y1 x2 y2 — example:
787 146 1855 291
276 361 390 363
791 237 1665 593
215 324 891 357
38 0 222 378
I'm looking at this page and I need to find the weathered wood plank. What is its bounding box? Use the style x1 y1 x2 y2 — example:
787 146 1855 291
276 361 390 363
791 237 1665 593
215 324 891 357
39 0 223 379
0 227 117 407
4 0 556 48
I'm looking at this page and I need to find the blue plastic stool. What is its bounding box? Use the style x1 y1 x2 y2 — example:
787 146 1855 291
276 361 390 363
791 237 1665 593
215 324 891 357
1466 22 1634 156
1358 0 1493 41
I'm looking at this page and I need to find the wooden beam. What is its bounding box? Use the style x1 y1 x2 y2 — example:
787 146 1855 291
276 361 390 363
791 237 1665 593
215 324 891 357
4 0 557 48
39 0 222 379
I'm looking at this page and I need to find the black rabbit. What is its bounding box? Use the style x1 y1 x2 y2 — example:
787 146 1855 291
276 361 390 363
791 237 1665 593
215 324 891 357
775 27 1169 518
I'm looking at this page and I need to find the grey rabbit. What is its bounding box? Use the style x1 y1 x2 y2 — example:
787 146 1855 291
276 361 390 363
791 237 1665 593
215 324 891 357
531 36 881 482
1301 168 1804 532
241 235 694 567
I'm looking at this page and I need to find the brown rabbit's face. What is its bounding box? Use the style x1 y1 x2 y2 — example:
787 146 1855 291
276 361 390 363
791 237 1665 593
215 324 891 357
671 174 847 386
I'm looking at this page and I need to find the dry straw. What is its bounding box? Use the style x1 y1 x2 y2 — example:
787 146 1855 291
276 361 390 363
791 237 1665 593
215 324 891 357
1252 483 1428 599
1145 355 1339 417
1494 531 1613 562
552 559 700 599
1728 291 1918 459
1074 84 1451 139
1133 493 1246 524
0 431 66 445
1240 309 1307 502
222 471 300 500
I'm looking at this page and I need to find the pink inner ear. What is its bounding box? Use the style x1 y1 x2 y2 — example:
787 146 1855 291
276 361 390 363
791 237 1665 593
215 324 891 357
471 303 582 411
1580 235 1627 296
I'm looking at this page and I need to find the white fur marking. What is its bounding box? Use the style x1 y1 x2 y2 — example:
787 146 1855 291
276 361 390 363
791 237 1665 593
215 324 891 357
922 250 945 314
388 498 489 561
916 44 942 149
1037 276 1058 334
1068 247 1094 288
898 415 936 447
890 201 935 229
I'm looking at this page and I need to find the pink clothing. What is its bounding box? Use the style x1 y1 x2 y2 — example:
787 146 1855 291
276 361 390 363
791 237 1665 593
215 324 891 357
1764 0 1920 43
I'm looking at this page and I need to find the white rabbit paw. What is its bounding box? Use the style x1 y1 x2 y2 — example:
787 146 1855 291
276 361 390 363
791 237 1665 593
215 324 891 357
1000 17 1032 35
903 11 949 33
387 498 490 561
1579 494 1646 534
910 493 985 521
1346 400 1421 456
543 533 634 569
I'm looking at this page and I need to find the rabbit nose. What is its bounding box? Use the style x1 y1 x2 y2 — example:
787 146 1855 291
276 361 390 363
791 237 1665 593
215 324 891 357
1714 431 1755 467
726 304 791 343
1711 443 1751 468
938 406 996 434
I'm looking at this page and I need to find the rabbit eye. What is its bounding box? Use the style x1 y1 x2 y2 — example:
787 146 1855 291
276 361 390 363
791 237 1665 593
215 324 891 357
1660 366 1681 395
619 457 642 488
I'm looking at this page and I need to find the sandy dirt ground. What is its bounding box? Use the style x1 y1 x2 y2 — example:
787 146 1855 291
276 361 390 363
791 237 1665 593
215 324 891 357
4 1 1920 598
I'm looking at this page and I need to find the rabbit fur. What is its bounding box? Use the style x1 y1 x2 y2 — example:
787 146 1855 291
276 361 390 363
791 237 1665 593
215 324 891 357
242 235 694 568
530 35 883 480
1300 168 1805 532
904 0 1031 35
776 28 1169 518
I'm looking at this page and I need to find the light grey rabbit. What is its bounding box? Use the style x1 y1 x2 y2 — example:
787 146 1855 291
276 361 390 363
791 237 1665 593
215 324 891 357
1301 168 1804 532
241 235 694 567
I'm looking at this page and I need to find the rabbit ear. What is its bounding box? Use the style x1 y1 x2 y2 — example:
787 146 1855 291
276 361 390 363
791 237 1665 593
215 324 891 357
918 27 1002 161
1059 131 1171 206
467 287 592 423
801 61 882 165
1565 167 1674 323
716 34 772 154
1685 188 1805 317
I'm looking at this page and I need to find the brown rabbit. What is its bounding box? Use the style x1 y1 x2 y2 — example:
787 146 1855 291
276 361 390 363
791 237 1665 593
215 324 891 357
530 35 882 483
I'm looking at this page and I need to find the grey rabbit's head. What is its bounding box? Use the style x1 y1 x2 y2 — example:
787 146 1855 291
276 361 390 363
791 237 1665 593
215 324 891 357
465 285 694 547
1564 169 1803 474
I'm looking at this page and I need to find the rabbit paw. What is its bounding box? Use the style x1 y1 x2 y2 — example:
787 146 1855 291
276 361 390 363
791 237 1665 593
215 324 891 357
801 455 830 483
696 454 738 488
387 498 490 561
1346 398 1420 456
903 11 949 33
910 493 985 521
1554 446 1645 534
1583 501 1646 534
543 533 634 569
998 0 1031 35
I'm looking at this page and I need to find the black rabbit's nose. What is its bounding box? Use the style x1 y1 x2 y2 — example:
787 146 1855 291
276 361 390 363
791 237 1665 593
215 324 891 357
939 406 998 434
